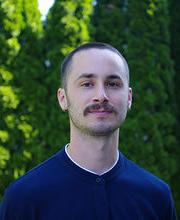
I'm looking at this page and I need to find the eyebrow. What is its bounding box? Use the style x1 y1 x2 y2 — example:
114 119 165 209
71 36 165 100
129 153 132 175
76 73 95 81
76 73 122 81
106 74 122 80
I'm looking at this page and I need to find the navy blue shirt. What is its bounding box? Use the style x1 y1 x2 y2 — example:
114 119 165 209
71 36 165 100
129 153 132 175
0 147 176 219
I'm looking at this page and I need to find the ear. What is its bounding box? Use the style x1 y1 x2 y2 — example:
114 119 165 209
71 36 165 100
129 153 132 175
128 87 132 109
57 88 68 111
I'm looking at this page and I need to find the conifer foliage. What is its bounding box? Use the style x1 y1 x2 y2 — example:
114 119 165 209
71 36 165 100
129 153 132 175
169 0 180 215
124 0 177 181
92 0 128 53
0 0 43 198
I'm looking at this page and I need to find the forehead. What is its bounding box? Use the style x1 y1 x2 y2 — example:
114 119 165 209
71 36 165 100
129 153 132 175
69 48 128 80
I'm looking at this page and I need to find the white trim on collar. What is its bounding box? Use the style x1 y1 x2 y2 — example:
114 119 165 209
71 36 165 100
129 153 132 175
65 144 119 176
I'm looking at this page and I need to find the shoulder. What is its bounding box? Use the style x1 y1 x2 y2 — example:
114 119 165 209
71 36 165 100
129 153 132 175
123 155 170 191
121 155 176 218
10 149 62 190
0 149 65 218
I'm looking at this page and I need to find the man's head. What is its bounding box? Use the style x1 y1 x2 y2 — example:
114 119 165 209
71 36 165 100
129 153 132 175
60 42 130 90
58 42 132 136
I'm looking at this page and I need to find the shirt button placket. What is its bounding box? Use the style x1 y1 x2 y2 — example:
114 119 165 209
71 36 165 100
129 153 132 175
94 178 109 220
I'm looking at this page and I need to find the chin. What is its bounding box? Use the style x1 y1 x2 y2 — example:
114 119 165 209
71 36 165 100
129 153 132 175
84 125 119 136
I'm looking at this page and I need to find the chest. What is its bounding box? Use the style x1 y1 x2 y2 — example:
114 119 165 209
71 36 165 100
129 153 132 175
32 179 162 220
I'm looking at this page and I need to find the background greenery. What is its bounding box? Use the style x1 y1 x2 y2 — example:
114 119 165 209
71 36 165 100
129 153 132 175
0 0 179 217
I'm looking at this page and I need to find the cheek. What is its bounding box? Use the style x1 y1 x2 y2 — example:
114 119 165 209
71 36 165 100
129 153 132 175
68 97 85 111
111 91 128 102
76 91 93 104
112 95 129 110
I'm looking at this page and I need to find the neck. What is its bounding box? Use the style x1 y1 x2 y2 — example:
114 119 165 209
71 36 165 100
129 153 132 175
67 126 119 175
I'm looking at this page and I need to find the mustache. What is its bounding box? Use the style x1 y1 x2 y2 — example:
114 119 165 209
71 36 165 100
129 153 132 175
84 103 116 116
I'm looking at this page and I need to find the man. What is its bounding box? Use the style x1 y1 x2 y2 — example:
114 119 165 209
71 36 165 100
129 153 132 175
0 42 176 219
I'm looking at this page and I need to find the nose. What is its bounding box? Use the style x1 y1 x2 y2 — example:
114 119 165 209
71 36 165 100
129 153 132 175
92 85 109 103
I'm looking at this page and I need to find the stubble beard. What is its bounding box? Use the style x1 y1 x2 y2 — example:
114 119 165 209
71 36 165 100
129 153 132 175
68 107 127 137
66 94 128 137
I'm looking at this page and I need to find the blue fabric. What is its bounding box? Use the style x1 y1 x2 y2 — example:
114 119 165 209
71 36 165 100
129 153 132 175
0 147 176 219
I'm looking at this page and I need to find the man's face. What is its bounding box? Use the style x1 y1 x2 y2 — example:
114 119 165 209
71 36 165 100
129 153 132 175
58 48 132 136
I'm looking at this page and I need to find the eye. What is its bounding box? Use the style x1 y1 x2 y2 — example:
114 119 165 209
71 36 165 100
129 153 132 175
108 82 116 87
81 81 94 87
106 81 122 88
